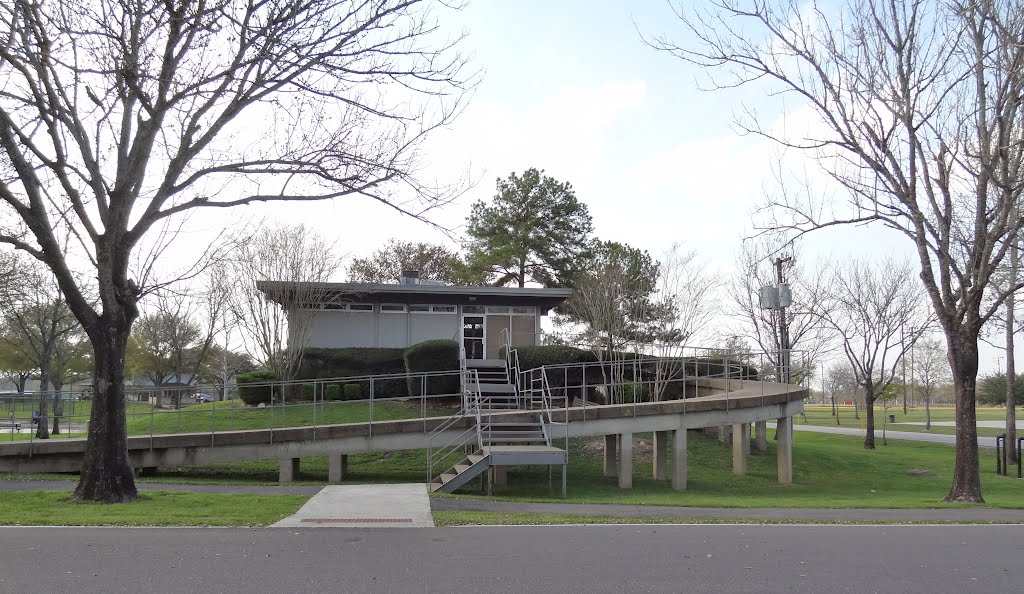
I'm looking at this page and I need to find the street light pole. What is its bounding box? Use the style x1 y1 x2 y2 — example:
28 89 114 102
775 256 792 384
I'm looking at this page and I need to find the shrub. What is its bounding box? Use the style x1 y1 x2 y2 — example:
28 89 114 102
342 384 361 401
404 339 460 397
297 347 408 397
237 371 277 405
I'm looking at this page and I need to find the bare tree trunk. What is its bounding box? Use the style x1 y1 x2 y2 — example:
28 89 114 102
1006 241 1018 464
72 319 138 502
864 392 875 450
945 333 983 503
51 380 63 435
925 394 931 431
35 348 52 440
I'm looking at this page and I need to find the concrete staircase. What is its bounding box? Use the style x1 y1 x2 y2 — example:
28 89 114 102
428 358 566 494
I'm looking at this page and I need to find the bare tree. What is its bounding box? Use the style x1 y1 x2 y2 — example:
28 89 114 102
0 256 81 438
648 243 718 400
133 288 218 408
913 338 951 432
657 0 1024 502
816 259 930 449
229 225 342 382
825 362 857 426
728 238 832 384
0 0 470 501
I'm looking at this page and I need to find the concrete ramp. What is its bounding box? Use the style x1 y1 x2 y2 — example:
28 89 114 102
271 484 434 528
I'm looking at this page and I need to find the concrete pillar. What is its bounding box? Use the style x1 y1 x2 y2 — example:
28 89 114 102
733 423 750 475
653 431 668 480
777 416 793 484
493 465 508 486
671 428 688 491
618 432 633 489
718 424 732 444
754 420 768 451
603 434 617 478
279 458 300 483
328 454 348 483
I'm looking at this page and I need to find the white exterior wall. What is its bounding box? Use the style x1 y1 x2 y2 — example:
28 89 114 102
377 313 408 348
410 313 458 344
297 308 459 349
304 311 377 348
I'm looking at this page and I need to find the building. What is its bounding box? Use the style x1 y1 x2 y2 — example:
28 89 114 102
256 272 572 359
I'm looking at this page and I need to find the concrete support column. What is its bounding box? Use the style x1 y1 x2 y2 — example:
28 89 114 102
732 423 750 475
279 458 300 483
671 429 688 491
618 432 633 489
777 416 793 484
493 465 508 486
754 420 768 451
328 454 348 483
603 434 617 478
653 431 669 480
718 424 732 444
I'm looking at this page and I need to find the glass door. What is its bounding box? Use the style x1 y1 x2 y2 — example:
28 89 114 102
462 315 485 359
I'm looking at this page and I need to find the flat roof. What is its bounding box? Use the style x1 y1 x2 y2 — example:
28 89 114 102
256 281 572 310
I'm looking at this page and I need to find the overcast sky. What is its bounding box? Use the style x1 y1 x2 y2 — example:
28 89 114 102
176 0 1010 375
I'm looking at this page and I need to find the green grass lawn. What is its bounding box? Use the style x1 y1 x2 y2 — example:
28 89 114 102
443 430 1024 509
430 511 1012 526
0 491 307 526
798 405 1017 437
122 398 452 436
3 398 453 441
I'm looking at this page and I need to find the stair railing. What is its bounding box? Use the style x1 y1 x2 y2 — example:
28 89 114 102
426 366 483 484
500 327 523 403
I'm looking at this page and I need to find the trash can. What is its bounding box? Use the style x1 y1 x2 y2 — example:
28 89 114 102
888 414 896 423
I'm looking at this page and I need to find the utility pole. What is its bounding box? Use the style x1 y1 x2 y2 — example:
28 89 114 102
775 256 792 384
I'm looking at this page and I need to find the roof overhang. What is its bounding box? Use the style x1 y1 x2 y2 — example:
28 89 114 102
255 281 572 312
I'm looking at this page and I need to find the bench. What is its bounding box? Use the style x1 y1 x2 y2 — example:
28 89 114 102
0 422 22 431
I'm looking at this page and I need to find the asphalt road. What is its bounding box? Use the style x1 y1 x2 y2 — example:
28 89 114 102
1 524 1021 593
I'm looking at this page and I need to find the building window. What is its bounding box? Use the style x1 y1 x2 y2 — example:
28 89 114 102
410 304 456 314
381 304 407 313
463 305 484 314
348 303 373 312
486 306 510 314
511 306 536 315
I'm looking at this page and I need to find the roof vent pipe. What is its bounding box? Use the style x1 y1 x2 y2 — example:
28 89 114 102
401 270 420 285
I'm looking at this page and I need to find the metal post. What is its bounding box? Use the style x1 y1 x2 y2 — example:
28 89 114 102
210 396 216 446
1002 433 1009 476
369 377 374 438
997 434 1004 475
1018 437 1023 479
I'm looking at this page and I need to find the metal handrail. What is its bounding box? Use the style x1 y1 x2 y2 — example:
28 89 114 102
426 366 483 484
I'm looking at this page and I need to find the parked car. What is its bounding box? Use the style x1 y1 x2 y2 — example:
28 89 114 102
196 394 215 403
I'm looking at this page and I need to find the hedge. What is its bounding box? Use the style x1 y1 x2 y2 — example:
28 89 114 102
297 347 408 397
404 339 460 397
237 371 277 405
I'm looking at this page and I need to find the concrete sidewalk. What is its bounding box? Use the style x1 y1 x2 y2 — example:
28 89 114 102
786 423 998 447
271 484 434 528
432 497 1024 523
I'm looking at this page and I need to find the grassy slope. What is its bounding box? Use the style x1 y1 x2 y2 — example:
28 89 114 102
446 430 1024 509
0 491 307 526
798 405 1017 437
122 399 451 435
